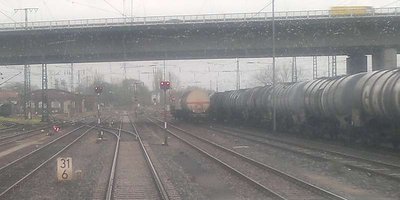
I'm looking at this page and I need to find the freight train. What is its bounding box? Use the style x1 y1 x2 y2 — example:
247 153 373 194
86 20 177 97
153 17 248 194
209 69 400 148
170 89 210 121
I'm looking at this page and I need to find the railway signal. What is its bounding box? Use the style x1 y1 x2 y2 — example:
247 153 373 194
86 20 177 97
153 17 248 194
94 85 103 94
160 81 171 90
53 125 61 133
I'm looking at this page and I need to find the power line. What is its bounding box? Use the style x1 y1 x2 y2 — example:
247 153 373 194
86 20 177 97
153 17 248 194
251 0 273 17
65 0 121 15
14 8 38 27
380 0 400 7
0 72 22 86
42 0 54 20
0 9 16 22
103 0 125 16
255 0 273 14
0 1 16 22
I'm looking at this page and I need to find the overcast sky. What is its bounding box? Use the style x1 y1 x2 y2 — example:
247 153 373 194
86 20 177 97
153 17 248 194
0 1 398 92
0 0 397 22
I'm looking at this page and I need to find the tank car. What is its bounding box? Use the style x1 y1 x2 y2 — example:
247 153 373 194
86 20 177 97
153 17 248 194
171 89 210 121
350 69 400 146
209 69 400 148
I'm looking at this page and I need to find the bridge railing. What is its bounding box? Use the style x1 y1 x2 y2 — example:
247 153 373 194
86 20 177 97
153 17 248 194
0 7 399 31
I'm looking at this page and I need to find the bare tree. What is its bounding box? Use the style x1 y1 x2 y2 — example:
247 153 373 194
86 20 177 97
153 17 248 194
254 64 293 86
152 68 181 91
295 66 304 82
278 63 291 83
152 68 163 93
168 72 181 90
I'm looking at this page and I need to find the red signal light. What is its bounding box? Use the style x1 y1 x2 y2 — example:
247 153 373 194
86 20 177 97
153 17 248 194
160 81 171 90
53 125 61 132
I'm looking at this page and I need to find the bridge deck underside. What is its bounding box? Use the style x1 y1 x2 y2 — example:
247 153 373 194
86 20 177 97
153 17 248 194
0 17 398 65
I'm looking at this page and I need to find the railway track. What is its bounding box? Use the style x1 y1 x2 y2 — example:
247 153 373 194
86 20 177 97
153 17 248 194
0 125 94 197
0 126 22 135
0 122 19 132
209 125 400 182
105 121 121 200
130 119 169 200
101 117 169 200
0 123 46 135
149 117 347 200
0 125 52 147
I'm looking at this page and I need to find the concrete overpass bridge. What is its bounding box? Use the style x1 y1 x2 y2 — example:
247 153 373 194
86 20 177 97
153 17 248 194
1 7 400 74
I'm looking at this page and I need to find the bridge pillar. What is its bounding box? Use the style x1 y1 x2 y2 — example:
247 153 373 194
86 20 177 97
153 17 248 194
346 54 367 74
372 48 397 70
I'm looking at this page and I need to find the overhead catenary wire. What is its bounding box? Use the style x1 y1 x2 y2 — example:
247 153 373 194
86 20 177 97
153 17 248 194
251 0 273 17
103 0 125 17
42 0 54 20
65 0 121 15
380 0 400 7
0 72 22 86
0 0 16 22
0 9 16 22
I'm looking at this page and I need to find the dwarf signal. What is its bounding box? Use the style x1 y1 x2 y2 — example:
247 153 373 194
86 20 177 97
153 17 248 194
53 125 61 132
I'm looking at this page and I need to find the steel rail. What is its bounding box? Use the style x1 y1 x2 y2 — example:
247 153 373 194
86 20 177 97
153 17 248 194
0 125 51 141
130 118 170 200
0 122 19 131
211 126 400 182
0 126 94 197
101 126 139 138
0 125 85 172
0 126 22 134
151 117 347 200
105 122 121 200
0 126 55 147
147 117 287 200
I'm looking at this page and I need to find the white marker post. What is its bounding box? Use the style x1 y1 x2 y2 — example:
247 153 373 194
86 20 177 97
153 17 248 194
57 157 73 181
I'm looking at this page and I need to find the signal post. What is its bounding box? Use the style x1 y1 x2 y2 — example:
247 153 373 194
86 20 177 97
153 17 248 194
95 86 103 125
95 85 103 140
160 81 171 145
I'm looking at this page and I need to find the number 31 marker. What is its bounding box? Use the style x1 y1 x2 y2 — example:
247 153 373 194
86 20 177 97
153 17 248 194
57 157 73 181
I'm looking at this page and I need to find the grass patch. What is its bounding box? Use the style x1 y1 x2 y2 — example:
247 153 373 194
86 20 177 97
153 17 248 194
0 116 43 125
